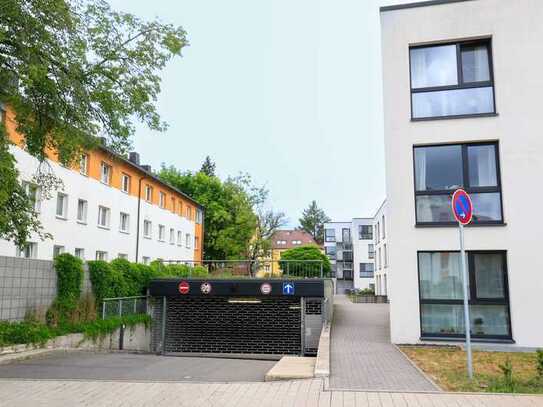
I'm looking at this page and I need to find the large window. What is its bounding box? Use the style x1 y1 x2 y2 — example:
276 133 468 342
414 142 502 225
368 244 375 259
56 193 68 219
100 162 112 185
358 225 372 240
325 229 335 242
77 199 88 223
325 246 336 260
410 40 495 119
418 251 511 340
359 263 374 278
97 206 110 228
119 212 130 233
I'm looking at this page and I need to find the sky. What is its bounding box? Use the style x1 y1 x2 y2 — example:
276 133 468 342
108 0 415 226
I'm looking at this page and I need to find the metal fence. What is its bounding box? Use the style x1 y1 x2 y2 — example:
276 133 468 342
161 259 326 279
101 296 147 319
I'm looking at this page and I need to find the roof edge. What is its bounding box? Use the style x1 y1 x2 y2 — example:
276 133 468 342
380 0 474 13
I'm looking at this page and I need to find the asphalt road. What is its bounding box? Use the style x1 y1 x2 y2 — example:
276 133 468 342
0 351 276 382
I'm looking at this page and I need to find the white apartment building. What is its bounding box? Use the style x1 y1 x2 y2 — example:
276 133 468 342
380 0 543 347
0 106 204 264
373 201 388 298
324 220 375 292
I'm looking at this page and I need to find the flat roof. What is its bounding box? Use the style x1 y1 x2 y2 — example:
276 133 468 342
380 0 474 13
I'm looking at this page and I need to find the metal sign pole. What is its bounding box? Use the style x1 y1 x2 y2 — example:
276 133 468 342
459 222 473 379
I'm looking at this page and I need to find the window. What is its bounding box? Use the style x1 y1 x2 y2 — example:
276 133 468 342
96 251 108 261
381 216 386 239
325 246 337 259
186 206 192 220
378 248 382 270
368 244 375 259
158 224 165 241
195 236 200 250
17 242 37 258
177 231 182 246
159 192 166 208
358 225 372 240
418 251 511 339
100 162 112 185
171 197 176 213
56 193 68 219
121 174 131 193
143 220 152 238
80 154 89 176
414 142 502 225
118 253 128 260
145 185 153 202
97 206 110 228
185 233 191 248
360 263 375 278
23 182 40 212
276 240 286 245
53 245 65 257
384 244 388 268
410 40 495 119
342 228 351 243
196 209 203 224
77 199 88 223
142 256 151 265
169 228 175 244
178 201 183 216
74 248 85 259
292 240 302 245
325 229 335 242
119 212 130 233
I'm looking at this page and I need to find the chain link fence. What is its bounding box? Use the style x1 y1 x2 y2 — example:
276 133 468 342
101 296 147 319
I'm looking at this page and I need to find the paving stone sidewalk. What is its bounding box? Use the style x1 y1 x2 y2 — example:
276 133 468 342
329 296 438 391
0 378 541 406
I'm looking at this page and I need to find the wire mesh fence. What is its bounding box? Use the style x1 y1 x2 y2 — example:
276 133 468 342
101 296 147 319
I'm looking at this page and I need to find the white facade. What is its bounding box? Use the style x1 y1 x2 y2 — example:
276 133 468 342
0 146 197 263
324 220 375 291
381 0 543 347
372 201 388 298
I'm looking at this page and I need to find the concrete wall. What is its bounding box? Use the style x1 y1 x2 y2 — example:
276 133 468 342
0 256 91 321
381 0 543 347
373 201 388 297
0 146 196 263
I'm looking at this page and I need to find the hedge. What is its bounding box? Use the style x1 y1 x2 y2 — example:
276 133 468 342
279 245 331 277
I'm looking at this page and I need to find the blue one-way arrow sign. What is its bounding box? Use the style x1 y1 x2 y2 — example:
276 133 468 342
282 282 295 295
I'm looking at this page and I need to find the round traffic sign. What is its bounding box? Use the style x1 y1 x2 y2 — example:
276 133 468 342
260 283 272 295
178 280 190 295
451 189 473 225
200 282 212 294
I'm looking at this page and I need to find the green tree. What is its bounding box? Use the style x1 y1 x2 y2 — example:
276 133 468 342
247 209 287 262
158 166 257 259
298 200 331 245
199 156 216 177
279 245 331 277
0 0 187 246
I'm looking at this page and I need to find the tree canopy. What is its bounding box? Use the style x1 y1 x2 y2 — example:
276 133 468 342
298 200 331 245
199 156 216 177
0 0 186 246
279 245 331 278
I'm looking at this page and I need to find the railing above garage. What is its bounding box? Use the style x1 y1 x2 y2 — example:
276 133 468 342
160 259 327 279
101 295 147 319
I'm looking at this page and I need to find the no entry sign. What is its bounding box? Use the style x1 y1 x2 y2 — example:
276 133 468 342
178 280 190 295
451 189 473 225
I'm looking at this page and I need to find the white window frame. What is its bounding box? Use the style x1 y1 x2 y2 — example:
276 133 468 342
121 173 131 194
74 248 85 259
118 253 128 260
143 220 152 239
17 242 37 259
23 181 41 212
119 212 130 233
56 192 68 219
80 154 89 176
53 245 65 258
96 251 108 261
158 224 166 242
196 209 203 224
100 162 112 185
97 205 111 229
185 233 192 248
77 199 88 224
169 228 175 245
159 192 166 208
142 256 151 265
177 231 182 246
145 185 153 202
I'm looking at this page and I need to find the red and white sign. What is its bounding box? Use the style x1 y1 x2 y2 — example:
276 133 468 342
260 283 272 295
200 282 212 294
451 189 473 225
178 280 190 295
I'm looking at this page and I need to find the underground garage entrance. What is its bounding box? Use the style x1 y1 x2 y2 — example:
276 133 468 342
149 279 333 357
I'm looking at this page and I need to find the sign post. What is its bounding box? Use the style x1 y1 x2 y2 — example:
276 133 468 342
451 189 474 379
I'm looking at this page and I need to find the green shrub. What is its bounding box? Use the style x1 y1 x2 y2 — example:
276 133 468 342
0 320 54 346
498 358 515 392
279 245 331 277
87 260 128 302
536 349 543 379
47 254 84 325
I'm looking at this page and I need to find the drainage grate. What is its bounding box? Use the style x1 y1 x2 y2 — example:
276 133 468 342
164 297 301 355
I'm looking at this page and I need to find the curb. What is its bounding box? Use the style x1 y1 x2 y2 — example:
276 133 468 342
394 344 443 391
314 322 331 378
